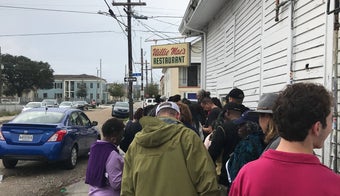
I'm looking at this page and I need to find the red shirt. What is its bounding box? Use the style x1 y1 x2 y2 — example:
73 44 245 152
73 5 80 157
229 150 340 196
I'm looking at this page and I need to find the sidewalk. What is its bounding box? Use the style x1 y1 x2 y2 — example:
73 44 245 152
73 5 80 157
63 179 88 195
0 116 15 124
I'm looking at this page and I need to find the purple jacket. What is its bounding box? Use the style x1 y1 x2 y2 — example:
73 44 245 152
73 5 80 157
85 141 119 187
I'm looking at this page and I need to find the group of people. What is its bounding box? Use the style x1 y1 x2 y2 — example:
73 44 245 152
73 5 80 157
85 82 340 196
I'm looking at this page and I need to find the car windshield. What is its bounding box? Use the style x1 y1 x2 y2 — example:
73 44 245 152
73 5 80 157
115 102 129 107
12 111 65 124
26 102 41 107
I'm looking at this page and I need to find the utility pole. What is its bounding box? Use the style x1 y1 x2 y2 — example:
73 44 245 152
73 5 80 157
99 59 102 104
145 59 148 96
140 48 144 100
112 0 146 120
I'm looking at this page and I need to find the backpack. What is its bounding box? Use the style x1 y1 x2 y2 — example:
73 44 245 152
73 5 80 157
212 110 225 132
226 124 264 183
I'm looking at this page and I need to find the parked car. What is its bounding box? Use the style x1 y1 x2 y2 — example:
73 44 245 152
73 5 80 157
22 102 42 112
59 101 75 109
143 98 157 107
73 101 90 110
41 99 59 108
112 101 129 118
90 99 97 108
0 107 100 169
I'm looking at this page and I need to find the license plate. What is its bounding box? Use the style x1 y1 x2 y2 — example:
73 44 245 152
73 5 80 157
19 134 33 142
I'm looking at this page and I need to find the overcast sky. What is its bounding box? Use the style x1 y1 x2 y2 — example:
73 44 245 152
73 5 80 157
0 0 190 83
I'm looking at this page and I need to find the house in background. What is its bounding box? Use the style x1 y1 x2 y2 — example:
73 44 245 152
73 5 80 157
159 39 201 101
37 74 107 103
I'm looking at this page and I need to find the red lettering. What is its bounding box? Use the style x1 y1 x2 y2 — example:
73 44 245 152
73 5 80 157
171 47 186 55
153 48 169 56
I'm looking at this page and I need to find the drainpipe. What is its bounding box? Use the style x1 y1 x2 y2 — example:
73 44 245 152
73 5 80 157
327 0 339 173
332 3 339 173
183 21 207 89
288 1 294 84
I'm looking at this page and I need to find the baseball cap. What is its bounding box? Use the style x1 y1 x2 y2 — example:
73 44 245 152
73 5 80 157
249 93 278 114
234 110 259 125
228 88 245 99
156 101 180 115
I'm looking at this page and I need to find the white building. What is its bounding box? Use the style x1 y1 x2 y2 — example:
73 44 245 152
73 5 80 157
179 0 339 172
160 38 202 101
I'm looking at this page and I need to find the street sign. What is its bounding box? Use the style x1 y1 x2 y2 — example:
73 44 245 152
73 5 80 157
132 73 141 76
124 77 137 82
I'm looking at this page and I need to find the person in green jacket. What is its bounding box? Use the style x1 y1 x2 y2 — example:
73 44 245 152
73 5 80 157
121 101 221 196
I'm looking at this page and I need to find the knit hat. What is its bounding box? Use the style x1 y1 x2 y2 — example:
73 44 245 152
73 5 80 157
228 88 245 99
156 101 180 115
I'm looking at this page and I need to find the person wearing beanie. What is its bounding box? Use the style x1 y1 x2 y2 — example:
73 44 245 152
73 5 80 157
228 88 245 104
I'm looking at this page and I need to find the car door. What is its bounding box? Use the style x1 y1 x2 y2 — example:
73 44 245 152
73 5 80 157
68 112 87 154
77 112 98 153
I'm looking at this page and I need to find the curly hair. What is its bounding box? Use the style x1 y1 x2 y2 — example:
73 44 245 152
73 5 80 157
273 83 332 141
102 117 125 138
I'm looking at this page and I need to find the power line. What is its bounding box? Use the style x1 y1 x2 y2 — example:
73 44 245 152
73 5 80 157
0 29 178 38
0 30 122 37
134 19 177 43
0 5 98 15
0 5 183 19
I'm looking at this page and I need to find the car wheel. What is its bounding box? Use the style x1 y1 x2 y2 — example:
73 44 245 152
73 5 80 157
2 158 18 169
64 145 78 170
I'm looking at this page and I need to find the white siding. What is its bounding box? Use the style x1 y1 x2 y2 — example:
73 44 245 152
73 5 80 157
201 0 339 170
206 0 262 106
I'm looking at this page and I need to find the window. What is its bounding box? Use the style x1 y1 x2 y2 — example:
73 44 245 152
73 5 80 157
43 93 48 98
179 64 200 87
55 93 62 99
97 83 100 88
54 82 63 89
90 83 93 88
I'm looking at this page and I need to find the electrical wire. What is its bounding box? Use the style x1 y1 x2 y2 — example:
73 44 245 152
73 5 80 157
0 5 98 15
134 19 177 43
0 30 122 37
149 18 181 27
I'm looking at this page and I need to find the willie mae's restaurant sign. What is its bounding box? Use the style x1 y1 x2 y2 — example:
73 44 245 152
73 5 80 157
151 43 190 68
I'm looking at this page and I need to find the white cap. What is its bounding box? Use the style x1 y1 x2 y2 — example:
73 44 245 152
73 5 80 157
156 101 180 115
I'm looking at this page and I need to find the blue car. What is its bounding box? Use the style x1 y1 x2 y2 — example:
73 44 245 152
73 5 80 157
0 108 100 169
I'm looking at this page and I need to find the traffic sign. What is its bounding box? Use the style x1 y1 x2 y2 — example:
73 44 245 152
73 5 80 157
124 77 137 82
132 73 142 76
